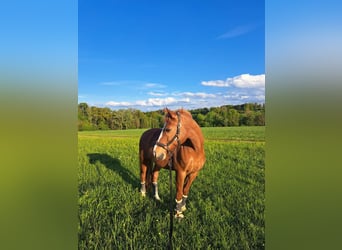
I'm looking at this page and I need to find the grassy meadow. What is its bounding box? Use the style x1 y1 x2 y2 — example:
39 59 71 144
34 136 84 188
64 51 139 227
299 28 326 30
78 126 265 249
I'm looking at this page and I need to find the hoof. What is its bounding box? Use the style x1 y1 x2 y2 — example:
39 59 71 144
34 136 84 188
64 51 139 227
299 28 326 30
140 191 146 197
154 194 161 201
175 211 184 219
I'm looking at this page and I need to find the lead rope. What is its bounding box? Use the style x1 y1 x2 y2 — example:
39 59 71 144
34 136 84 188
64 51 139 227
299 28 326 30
168 156 173 250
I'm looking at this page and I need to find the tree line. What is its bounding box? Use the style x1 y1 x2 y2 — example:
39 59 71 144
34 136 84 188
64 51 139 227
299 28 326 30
78 102 265 131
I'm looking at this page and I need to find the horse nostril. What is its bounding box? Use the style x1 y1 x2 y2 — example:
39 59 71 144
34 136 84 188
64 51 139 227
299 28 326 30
156 153 164 161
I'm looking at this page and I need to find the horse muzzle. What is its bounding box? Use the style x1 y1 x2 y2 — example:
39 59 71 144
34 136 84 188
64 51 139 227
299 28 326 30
156 152 165 161
153 144 167 161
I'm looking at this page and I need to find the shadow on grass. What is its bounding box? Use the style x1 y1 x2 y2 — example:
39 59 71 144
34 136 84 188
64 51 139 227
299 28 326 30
86 153 172 211
87 153 139 191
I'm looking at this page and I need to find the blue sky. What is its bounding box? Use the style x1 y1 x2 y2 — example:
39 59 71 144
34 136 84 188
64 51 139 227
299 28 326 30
79 0 265 111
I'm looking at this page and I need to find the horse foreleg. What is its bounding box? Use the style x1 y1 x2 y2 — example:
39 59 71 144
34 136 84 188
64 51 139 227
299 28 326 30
152 167 161 200
175 171 186 218
183 171 199 196
180 171 199 211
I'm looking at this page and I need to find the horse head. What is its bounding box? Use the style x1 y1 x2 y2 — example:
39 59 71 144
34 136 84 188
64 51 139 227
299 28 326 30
153 108 184 161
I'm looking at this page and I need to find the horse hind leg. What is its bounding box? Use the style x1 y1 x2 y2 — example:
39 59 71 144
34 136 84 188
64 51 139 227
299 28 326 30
140 163 147 196
140 162 152 196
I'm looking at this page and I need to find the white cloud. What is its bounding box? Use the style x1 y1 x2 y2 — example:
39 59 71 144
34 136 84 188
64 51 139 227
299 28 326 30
105 101 132 106
201 74 265 88
223 90 265 103
136 97 176 106
148 91 217 98
173 92 216 98
240 95 250 100
217 23 258 39
255 95 265 101
231 74 265 88
144 83 166 89
105 97 190 108
148 91 167 96
104 91 264 110
98 81 167 89
99 81 122 86
223 93 241 99
103 75 265 111
138 97 190 106
201 80 227 87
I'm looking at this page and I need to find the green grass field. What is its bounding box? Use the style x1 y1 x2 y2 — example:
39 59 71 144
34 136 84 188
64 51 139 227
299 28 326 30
78 126 265 249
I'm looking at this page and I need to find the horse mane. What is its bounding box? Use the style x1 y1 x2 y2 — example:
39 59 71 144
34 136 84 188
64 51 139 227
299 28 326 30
164 108 193 122
176 108 193 119
175 109 204 153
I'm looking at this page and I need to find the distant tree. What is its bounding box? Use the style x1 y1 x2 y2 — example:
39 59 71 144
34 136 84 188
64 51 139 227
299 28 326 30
138 111 149 128
78 103 93 130
240 111 255 126
206 109 224 127
204 110 214 127
195 113 206 127
98 120 109 130
192 113 205 127
254 111 265 126
78 103 90 121
148 111 164 128
78 119 95 131
77 102 265 130
227 109 240 126
114 110 127 130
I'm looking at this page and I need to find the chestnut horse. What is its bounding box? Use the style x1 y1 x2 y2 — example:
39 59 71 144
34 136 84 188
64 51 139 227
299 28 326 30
139 108 205 218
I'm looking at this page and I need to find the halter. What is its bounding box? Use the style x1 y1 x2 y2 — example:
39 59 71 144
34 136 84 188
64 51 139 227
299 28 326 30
153 111 182 248
155 111 181 155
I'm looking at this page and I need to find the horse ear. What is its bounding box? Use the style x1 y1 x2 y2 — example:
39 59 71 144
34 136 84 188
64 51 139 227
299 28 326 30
164 107 173 119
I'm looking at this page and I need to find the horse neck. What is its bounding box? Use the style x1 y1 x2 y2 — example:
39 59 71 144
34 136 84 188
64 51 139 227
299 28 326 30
180 116 204 152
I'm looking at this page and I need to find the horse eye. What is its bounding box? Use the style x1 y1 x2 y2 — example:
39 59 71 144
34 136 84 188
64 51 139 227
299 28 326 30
165 128 171 133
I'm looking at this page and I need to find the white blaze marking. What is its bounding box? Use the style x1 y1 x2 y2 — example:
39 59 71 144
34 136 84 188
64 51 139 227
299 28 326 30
153 123 166 155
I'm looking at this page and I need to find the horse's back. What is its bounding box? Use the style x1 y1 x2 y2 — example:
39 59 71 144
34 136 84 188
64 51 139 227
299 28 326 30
139 128 161 149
